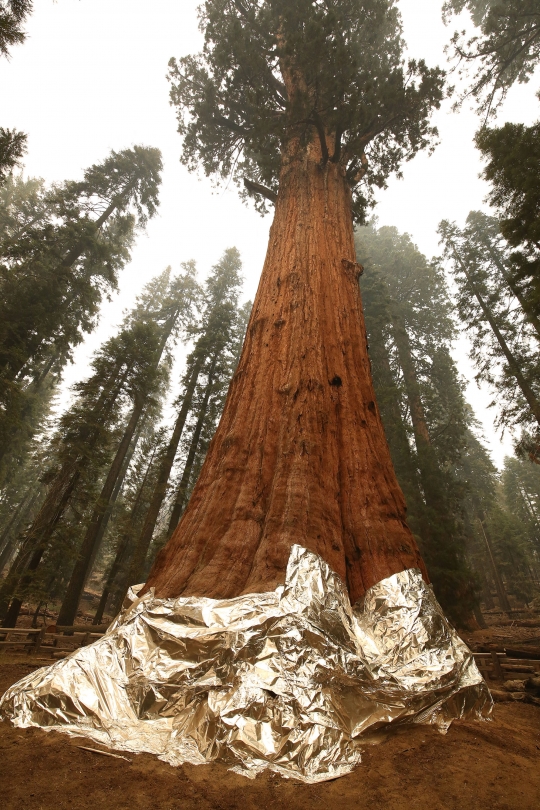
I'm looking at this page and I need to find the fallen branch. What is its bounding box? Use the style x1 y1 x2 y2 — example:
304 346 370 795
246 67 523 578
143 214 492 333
76 745 131 763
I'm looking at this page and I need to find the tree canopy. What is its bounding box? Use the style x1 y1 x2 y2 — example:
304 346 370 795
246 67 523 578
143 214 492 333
169 0 445 220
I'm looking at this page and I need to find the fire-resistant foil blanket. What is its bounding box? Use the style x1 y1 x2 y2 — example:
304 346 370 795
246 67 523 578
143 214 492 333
0 545 491 782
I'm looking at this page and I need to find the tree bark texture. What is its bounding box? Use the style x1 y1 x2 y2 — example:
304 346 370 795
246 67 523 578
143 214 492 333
144 140 427 604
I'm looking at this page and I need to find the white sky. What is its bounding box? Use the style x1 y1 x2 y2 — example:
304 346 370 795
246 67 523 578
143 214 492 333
1 0 538 467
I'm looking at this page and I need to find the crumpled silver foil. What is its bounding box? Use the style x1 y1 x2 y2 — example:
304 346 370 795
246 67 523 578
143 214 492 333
0 545 491 782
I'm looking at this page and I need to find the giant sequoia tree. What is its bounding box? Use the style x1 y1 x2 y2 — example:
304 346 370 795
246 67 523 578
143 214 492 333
144 0 445 603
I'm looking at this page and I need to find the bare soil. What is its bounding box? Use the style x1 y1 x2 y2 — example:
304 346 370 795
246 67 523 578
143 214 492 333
1 656 539 810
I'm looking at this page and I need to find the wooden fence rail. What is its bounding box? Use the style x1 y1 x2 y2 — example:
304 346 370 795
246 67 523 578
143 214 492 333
0 625 108 658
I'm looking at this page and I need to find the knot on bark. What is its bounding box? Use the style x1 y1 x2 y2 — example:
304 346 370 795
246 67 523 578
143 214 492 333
341 259 364 280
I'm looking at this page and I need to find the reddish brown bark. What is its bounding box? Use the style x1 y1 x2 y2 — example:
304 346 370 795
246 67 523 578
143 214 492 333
144 138 427 604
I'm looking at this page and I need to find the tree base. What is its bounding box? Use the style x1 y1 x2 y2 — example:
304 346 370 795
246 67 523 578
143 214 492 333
0 546 491 783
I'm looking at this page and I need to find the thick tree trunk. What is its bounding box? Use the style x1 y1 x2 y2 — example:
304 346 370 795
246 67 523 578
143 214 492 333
144 140 427 603
57 398 144 626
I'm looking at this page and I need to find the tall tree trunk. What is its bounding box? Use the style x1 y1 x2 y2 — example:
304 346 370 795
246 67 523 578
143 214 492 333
166 357 218 538
2 465 81 626
477 512 511 614
0 489 40 574
389 307 444 512
479 569 495 611
0 364 129 626
92 446 157 625
56 398 145 626
144 138 427 603
124 359 204 591
366 316 425 525
85 420 144 577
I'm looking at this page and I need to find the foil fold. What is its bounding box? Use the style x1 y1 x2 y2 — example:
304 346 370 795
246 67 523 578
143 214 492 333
0 544 491 782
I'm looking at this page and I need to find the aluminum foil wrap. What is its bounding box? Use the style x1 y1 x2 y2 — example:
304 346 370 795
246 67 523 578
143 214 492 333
0 545 491 782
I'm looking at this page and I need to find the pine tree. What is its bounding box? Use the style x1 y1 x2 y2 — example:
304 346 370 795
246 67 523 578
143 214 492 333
92 425 167 624
166 297 253 540
144 0 444 603
0 1 32 57
475 124 540 323
0 147 163 474
0 266 195 626
55 266 199 626
0 3 32 180
0 129 26 183
125 248 244 589
439 218 540 458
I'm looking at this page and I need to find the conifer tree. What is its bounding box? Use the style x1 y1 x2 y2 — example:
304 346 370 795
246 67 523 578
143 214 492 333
166 297 252 539
0 2 32 180
0 147 163 472
0 266 195 626
55 266 199 626
475 123 540 321
0 1 31 57
144 0 444 602
126 248 243 588
439 218 540 459
0 129 26 183
92 426 167 624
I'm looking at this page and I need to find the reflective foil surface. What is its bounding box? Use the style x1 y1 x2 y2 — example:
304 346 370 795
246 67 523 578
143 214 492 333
0 545 491 782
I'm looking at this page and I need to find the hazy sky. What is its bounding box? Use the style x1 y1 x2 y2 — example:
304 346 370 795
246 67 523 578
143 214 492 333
1 0 538 466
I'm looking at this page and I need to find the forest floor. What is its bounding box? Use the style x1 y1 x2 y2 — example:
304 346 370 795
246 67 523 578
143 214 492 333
1 633 539 810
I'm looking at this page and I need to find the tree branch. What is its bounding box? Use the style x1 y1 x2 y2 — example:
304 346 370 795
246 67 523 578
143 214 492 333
243 177 277 203
212 115 249 134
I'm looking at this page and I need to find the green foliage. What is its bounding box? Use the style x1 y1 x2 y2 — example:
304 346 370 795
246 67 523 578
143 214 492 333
439 214 540 452
165 248 247 533
0 128 27 183
169 0 445 220
476 123 540 321
356 223 476 626
444 0 540 116
0 147 163 477
0 0 32 58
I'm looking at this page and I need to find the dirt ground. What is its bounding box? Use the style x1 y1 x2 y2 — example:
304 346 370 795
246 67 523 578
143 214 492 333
0 656 539 810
